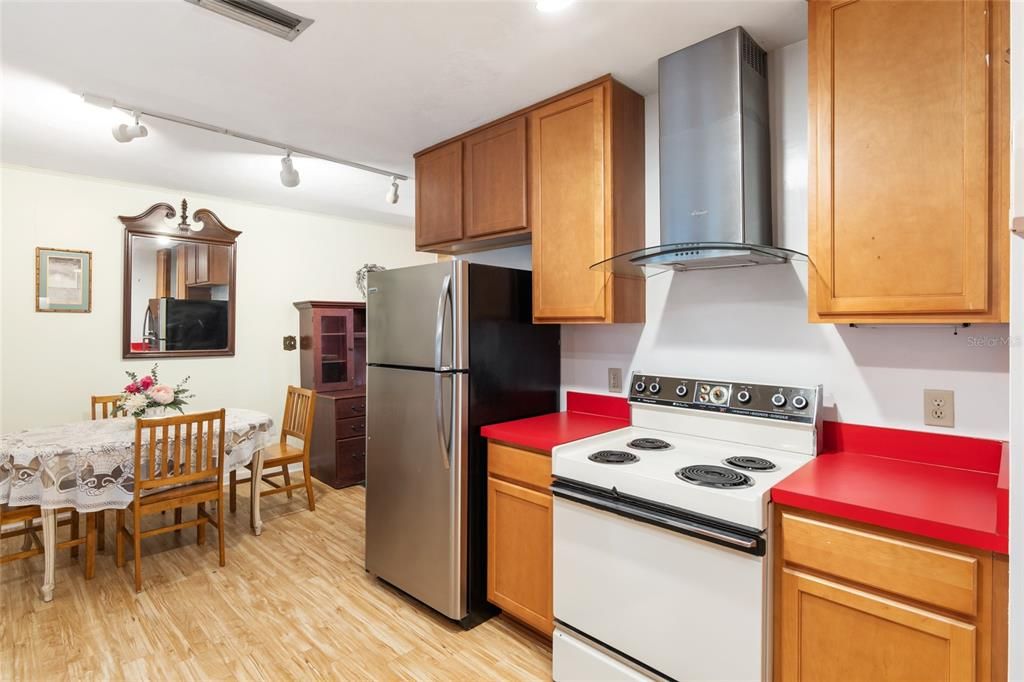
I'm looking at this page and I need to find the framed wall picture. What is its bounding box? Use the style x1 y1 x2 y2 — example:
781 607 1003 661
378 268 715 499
36 247 92 313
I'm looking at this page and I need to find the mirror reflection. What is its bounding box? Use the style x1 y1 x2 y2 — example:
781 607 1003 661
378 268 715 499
128 235 231 352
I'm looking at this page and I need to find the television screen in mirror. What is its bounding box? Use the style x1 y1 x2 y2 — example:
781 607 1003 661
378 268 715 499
120 201 239 358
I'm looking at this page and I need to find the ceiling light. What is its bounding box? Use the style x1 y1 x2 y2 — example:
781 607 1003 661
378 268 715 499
280 152 300 188
386 177 400 205
537 0 573 12
111 111 148 143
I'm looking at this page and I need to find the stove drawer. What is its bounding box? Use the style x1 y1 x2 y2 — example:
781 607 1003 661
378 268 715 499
780 511 979 616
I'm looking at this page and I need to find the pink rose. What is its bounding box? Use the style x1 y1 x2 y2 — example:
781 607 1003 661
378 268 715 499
139 376 154 390
147 384 175 405
124 383 139 394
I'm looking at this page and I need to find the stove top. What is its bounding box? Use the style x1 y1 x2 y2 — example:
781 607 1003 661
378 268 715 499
552 373 822 531
676 464 754 489
627 437 672 451
723 455 777 472
588 450 640 465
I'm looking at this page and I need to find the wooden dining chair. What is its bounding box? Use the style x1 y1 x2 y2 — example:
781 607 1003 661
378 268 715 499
229 386 316 516
1 504 97 582
90 393 125 551
91 394 124 420
115 409 227 593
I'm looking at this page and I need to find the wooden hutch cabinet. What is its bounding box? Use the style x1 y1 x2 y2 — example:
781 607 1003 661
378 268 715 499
294 301 367 488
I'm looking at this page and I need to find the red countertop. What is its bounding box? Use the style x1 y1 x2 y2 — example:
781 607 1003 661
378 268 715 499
480 391 629 454
772 421 1010 554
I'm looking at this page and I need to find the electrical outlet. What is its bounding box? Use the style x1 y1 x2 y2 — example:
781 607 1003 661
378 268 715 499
923 389 955 428
608 368 623 393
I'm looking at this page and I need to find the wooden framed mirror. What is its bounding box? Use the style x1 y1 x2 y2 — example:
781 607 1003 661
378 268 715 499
120 200 240 359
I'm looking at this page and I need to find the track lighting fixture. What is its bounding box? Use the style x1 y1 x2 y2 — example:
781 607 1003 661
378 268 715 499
386 176 400 205
112 111 148 143
82 92 408 203
280 152 300 188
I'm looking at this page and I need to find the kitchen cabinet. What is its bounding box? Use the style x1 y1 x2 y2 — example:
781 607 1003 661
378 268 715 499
415 140 464 249
413 76 645 324
464 117 528 240
774 508 1008 681
176 243 230 288
808 0 1010 323
415 118 529 252
486 441 553 636
529 80 644 323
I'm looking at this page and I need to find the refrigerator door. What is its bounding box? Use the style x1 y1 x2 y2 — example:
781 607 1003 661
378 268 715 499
365 365 469 620
366 261 467 370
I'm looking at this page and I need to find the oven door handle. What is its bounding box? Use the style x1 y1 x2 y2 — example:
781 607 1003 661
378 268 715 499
552 481 764 555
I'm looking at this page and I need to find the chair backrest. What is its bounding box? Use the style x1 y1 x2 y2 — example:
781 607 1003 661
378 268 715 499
133 409 226 498
91 394 124 420
280 385 316 451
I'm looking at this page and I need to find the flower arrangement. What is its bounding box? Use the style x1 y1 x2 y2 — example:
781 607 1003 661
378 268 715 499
121 364 193 419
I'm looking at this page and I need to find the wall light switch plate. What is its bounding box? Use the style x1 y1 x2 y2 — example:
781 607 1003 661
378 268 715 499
923 389 955 428
608 368 623 393
283 335 297 351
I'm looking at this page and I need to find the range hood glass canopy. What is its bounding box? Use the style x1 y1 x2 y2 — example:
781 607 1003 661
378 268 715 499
590 241 807 277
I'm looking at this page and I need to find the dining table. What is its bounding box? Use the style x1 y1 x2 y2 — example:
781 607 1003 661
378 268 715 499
0 407 275 601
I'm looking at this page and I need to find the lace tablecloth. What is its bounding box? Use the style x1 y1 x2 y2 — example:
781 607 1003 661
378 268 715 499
0 408 274 512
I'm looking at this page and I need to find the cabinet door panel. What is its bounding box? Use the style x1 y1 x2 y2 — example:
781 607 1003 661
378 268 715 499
415 140 464 248
529 85 608 322
487 476 553 634
780 568 976 682
811 0 990 316
464 117 528 239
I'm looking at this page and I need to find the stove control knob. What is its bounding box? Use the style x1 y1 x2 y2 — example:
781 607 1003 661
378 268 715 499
709 386 728 404
792 395 808 410
649 382 661 394
771 392 787 408
634 381 646 393
675 385 688 398
736 390 751 404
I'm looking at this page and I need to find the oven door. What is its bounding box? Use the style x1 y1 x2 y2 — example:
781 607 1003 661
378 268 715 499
552 480 768 682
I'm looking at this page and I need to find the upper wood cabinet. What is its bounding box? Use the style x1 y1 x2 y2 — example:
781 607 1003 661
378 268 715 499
413 76 645 323
808 0 1009 323
415 140 464 249
464 117 528 240
415 117 529 252
530 80 645 324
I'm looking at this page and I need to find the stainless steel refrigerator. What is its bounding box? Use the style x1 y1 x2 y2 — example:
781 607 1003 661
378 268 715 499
365 261 560 627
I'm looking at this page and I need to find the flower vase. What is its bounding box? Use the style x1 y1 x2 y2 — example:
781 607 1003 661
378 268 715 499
137 406 169 421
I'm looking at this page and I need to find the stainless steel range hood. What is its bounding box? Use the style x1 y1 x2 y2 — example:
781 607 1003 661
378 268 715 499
594 27 806 275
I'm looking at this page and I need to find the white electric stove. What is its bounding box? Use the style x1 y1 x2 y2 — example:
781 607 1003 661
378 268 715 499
551 373 822 682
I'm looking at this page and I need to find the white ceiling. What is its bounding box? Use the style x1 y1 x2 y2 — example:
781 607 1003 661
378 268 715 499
1 0 806 227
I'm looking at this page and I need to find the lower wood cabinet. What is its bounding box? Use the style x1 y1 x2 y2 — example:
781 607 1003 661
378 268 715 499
775 508 1008 682
309 390 366 488
486 441 553 636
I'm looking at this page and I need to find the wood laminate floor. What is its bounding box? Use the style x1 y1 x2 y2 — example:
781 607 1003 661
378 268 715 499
0 483 551 681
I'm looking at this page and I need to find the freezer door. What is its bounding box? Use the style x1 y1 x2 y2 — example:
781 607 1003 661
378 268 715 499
365 365 469 620
366 261 467 370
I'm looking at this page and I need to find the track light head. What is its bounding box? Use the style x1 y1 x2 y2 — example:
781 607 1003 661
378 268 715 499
112 111 148 143
386 176 400 205
280 152 300 188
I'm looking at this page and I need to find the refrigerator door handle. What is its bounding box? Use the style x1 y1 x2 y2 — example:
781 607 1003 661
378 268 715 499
434 372 452 470
433 273 452 372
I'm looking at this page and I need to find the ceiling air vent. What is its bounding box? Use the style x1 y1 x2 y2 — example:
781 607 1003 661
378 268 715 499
184 0 314 41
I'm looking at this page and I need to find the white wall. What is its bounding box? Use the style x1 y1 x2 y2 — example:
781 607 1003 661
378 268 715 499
1008 2 1023 678
0 165 434 432
558 41 1010 440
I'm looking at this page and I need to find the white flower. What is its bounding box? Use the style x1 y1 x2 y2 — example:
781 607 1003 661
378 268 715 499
123 393 148 414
